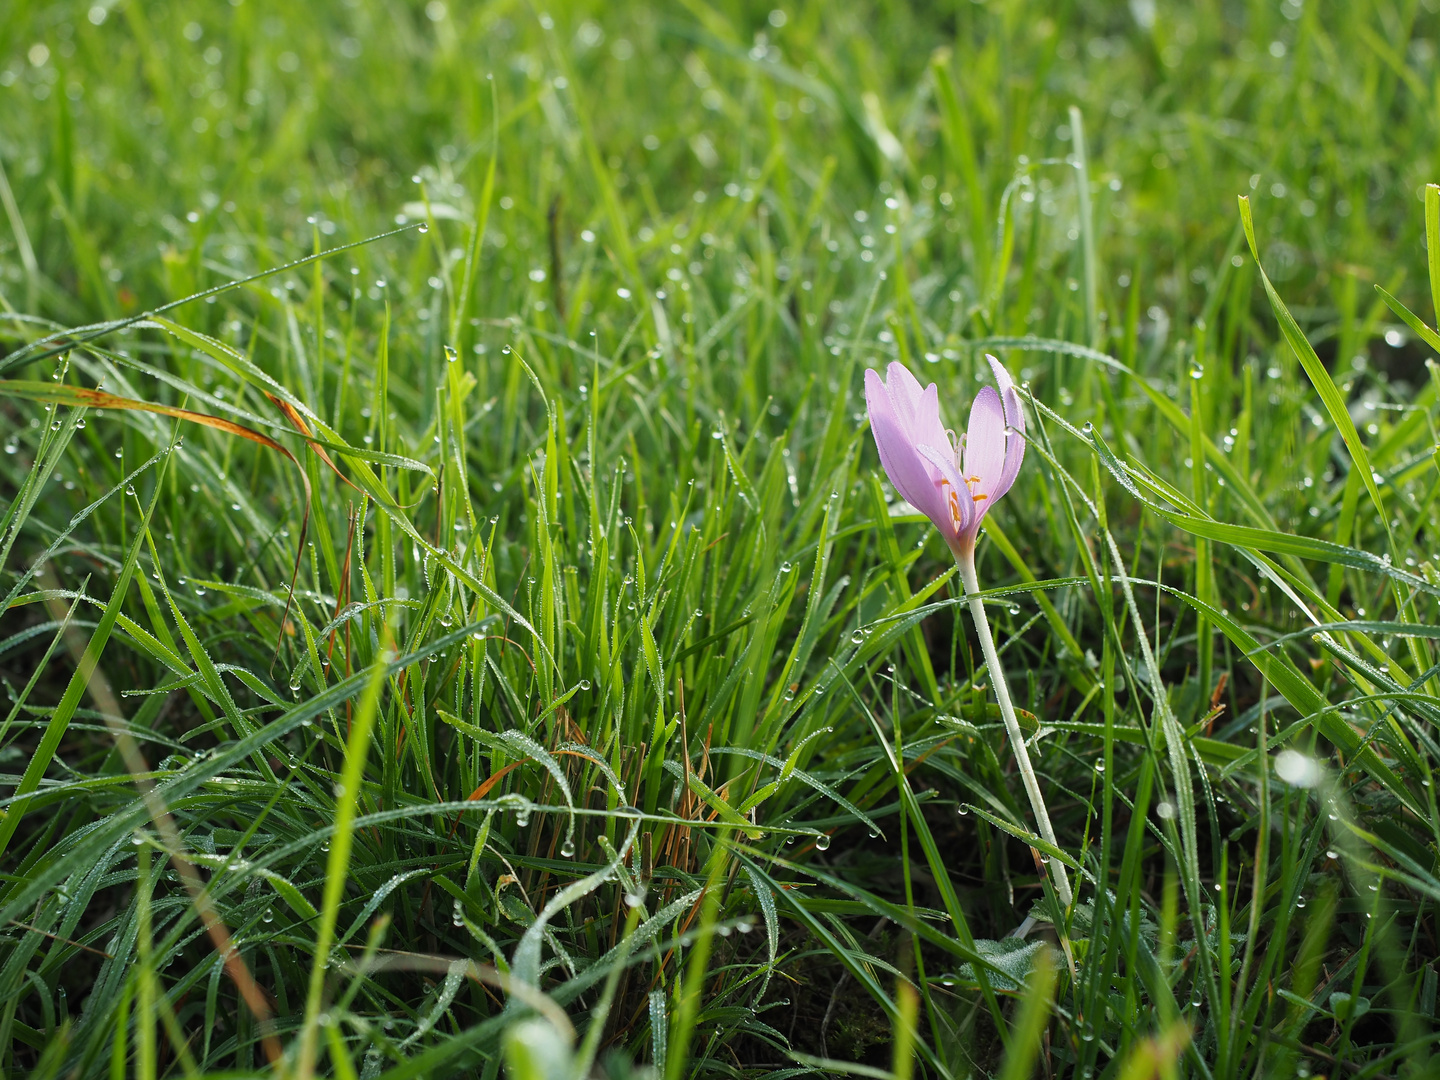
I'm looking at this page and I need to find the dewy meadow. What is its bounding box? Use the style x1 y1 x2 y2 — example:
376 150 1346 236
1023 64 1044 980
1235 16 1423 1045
1 2 1439 1077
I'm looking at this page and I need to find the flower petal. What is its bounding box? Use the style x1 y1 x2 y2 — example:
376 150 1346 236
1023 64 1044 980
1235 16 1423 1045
985 355 1026 499
865 368 950 528
885 362 950 453
962 386 1007 498
916 442 971 541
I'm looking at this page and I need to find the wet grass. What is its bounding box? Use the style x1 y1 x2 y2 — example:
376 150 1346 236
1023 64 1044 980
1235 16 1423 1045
2 1 1440 1076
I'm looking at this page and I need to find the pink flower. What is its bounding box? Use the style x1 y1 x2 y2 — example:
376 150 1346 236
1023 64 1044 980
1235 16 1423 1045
864 355 1026 557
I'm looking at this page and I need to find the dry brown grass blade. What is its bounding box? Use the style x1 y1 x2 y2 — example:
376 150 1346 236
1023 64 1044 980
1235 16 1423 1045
36 567 285 1067
0 380 311 668
265 392 361 493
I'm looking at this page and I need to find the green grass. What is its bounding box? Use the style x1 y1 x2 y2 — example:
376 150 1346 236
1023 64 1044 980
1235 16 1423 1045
2 0 1440 1076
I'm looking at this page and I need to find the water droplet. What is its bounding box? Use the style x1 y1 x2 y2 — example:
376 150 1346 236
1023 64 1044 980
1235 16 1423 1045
850 631 864 644
1081 421 1094 435
957 806 969 816
780 561 792 573
624 888 647 907
263 907 274 923
560 838 576 858
418 222 429 233
501 344 511 354
516 808 531 827
125 484 135 495
814 834 831 851
444 345 458 363
1190 365 1204 380
579 679 592 690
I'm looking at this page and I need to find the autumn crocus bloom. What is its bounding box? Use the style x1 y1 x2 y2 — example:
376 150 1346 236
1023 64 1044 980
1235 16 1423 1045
865 356 1072 908
863 355 1026 560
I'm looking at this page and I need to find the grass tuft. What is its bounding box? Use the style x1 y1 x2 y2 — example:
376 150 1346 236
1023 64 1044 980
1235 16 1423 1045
2 2 1440 1076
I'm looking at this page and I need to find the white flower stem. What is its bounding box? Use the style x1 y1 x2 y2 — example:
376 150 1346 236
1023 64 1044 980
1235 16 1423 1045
957 548 1073 908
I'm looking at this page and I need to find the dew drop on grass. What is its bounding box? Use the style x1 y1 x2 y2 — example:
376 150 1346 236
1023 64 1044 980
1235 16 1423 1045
125 485 135 495
263 907 274 923
957 806 969 816
560 838 576 858
516 807 531 827
850 631 864 644
814 834 831 851
579 679 591 690
779 561 792 573
418 222 429 233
